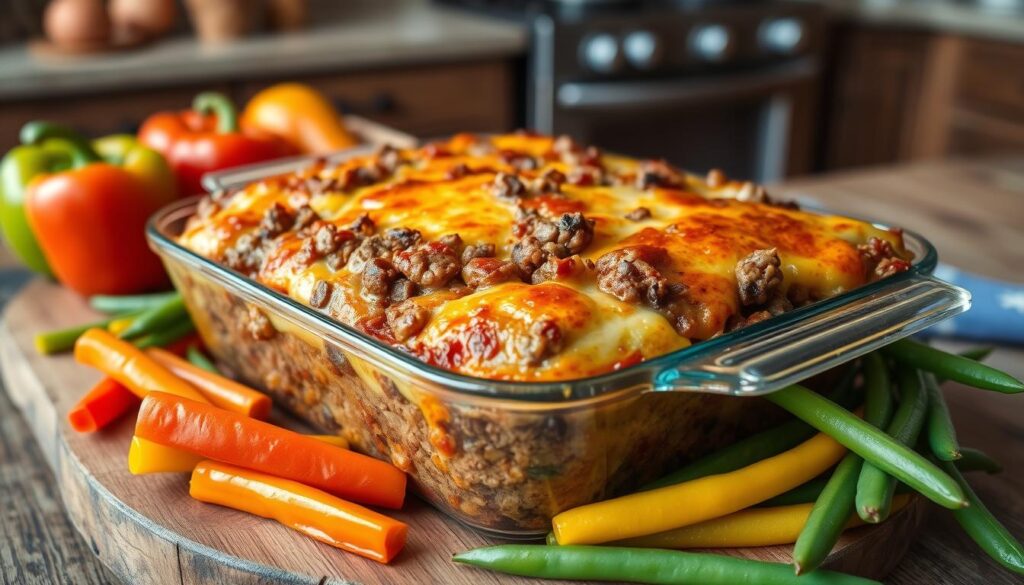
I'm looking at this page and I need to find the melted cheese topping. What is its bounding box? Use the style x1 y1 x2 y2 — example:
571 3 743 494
180 133 909 382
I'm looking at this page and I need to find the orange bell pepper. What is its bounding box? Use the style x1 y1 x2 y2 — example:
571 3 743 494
135 392 407 509
20 123 175 296
241 83 358 154
191 460 407 563
74 328 211 404
139 91 295 196
67 377 140 433
146 347 272 419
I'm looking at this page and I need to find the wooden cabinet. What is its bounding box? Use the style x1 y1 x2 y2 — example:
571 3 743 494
823 28 1024 170
948 39 1024 157
0 59 516 151
823 28 936 169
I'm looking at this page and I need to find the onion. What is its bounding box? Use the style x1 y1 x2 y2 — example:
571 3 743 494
44 0 111 50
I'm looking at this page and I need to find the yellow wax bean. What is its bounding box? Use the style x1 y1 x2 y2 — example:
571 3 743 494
553 427 853 545
615 495 911 549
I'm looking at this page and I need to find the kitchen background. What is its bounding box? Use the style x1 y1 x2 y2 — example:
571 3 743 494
2 0 1022 184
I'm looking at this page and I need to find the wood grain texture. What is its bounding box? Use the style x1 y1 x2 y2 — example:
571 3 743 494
0 279 925 585
0 378 116 585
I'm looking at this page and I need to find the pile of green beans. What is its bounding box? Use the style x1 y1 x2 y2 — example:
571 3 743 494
457 343 1024 583
33 291 193 354
770 344 1024 578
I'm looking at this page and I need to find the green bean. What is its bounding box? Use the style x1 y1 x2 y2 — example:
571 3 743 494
884 339 1023 394
765 385 966 510
939 460 1024 575
132 319 195 349
453 545 881 585
89 291 178 315
34 316 121 354
959 447 1002 474
862 353 895 430
186 346 219 374
855 368 928 523
118 294 186 340
792 354 892 574
761 448 1001 506
936 347 996 384
642 371 859 491
923 372 960 461
792 453 863 574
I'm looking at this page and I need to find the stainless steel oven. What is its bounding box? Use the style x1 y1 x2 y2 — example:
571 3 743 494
523 0 825 182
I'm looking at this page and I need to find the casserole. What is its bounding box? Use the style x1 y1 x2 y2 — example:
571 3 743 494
147 133 969 535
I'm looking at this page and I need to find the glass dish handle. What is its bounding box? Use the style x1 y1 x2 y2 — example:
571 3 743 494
653 274 972 396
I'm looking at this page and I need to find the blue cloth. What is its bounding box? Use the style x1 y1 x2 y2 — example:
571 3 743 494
920 264 1024 346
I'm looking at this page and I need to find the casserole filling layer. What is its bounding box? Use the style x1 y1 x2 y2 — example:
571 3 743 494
180 132 911 381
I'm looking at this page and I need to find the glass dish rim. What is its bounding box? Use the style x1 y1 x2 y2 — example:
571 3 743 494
148 197 938 404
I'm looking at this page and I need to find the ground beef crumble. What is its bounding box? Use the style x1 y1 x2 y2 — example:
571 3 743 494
393 242 461 288
385 300 431 341
735 248 783 307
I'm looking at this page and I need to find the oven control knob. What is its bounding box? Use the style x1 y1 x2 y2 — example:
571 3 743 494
579 33 623 74
689 24 734 63
623 30 662 70
759 17 805 55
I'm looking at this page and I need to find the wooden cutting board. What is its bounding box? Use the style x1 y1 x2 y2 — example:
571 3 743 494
0 278 927 585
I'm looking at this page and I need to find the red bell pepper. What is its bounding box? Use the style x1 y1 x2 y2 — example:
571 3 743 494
138 92 294 196
22 123 176 296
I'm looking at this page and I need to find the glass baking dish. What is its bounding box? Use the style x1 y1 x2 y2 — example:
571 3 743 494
147 195 970 537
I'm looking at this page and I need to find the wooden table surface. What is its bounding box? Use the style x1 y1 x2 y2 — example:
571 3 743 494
1 155 1022 584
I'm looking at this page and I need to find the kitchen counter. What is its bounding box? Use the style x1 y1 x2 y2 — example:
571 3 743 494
816 0 1024 44
0 0 526 101
1 155 1023 584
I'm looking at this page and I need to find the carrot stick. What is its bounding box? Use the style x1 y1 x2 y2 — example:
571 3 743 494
74 329 210 404
129 433 353 474
67 377 140 433
135 393 406 509
190 460 408 563
146 348 272 419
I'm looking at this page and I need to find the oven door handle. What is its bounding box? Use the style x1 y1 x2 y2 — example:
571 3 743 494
556 58 818 111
